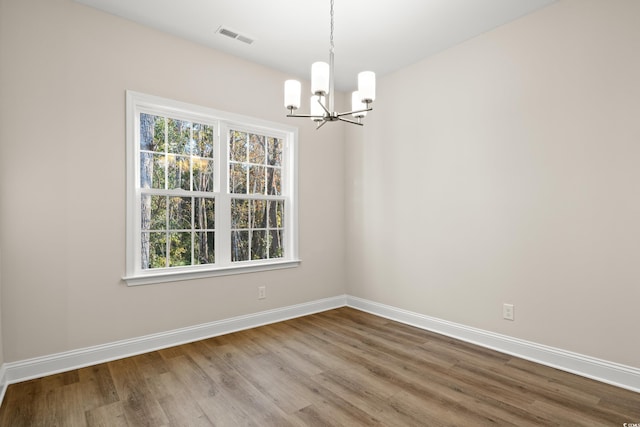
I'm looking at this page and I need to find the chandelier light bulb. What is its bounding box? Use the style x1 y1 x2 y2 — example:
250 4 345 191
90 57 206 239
311 62 330 96
358 71 376 103
284 80 301 110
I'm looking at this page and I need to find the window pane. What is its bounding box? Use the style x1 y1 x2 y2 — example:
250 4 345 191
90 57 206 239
168 119 190 154
140 152 161 189
268 200 284 228
248 134 265 164
193 123 214 158
140 113 165 152
251 230 268 260
195 197 215 230
231 230 249 261
270 229 284 258
194 231 214 265
169 197 192 230
230 163 247 194
251 199 267 229
267 137 282 166
153 116 167 152
193 158 214 192
150 154 167 189
147 195 166 230
248 165 265 194
168 155 190 190
230 130 247 162
231 199 248 229
146 231 167 269
169 232 191 266
267 167 281 195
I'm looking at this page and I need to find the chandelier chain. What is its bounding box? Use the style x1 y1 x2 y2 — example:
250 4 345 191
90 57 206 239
329 0 335 54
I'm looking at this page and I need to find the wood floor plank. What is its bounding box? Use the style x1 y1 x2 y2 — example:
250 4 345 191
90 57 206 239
145 370 213 426
311 369 432 427
242 323 327 376
85 401 129 427
219 348 313 414
196 394 258 427
1 307 639 426
184 340 301 426
55 382 95 427
107 357 171 427
260 321 361 374
77 364 120 408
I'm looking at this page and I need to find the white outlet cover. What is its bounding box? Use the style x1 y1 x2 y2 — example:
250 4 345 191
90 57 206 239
503 303 514 321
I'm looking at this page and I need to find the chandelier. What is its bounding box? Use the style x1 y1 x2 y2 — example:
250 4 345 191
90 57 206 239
284 0 376 129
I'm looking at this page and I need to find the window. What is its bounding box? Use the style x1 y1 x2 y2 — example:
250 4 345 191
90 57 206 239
124 91 299 285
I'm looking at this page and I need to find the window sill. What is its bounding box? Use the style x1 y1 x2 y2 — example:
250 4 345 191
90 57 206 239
122 259 301 286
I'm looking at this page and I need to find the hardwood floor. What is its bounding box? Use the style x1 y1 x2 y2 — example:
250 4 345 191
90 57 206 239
1 307 638 426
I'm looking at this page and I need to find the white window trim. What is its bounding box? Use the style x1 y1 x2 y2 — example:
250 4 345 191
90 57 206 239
123 91 300 286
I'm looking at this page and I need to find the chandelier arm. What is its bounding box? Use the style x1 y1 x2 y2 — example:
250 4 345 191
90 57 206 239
317 97 331 116
287 113 325 119
316 119 329 130
335 107 373 118
337 117 364 126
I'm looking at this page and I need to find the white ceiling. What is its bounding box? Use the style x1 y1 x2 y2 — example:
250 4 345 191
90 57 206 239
75 0 556 91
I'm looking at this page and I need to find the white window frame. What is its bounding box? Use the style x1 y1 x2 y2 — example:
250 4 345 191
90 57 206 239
123 91 299 286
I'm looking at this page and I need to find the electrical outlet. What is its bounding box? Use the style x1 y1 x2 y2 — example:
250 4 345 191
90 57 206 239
503 303 514 321
258 286 266 300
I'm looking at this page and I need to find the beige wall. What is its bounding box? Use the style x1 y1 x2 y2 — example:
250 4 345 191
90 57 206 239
346 0 640 368
0 0 6 369
0 248 3 368
0 0 346 362
1 0 638 372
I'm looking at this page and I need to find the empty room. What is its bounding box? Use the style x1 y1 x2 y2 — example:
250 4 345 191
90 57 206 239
0 0 639 425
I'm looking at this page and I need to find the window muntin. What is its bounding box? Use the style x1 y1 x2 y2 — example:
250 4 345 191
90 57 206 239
125 91 299 285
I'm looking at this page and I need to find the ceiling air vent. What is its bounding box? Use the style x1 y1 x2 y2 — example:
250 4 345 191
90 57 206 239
216 26 254 45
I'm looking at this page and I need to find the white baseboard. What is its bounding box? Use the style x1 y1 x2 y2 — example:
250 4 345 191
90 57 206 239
346 295 640 393
1 293 638 411
0 364 7 405
2 295 347 388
